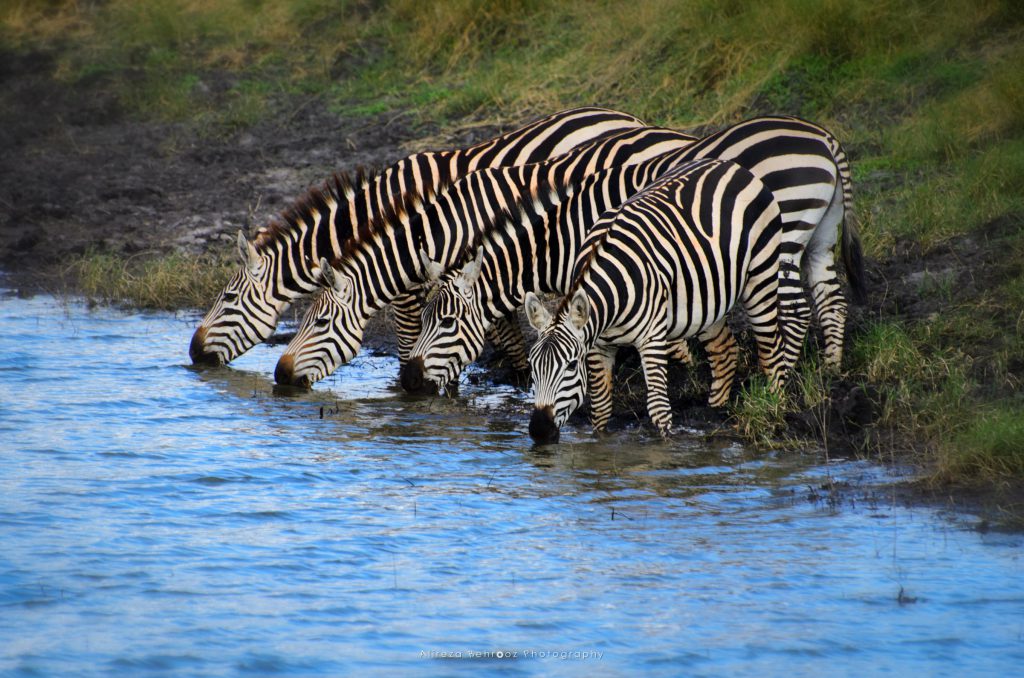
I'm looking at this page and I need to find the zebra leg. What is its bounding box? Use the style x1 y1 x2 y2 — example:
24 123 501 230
667 339 694 366
742 261 798 395
391 289 426 367
806 184 848 369
637 340 673 436
696 320 739 408
778 250 812 367
586 343 617 433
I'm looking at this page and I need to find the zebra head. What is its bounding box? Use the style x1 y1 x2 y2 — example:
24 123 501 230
525 290 590 444
274 258 366 388
401 248 487 393
190 231 279 365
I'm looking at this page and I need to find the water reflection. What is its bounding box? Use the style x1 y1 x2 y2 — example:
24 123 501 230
2 292 1022 677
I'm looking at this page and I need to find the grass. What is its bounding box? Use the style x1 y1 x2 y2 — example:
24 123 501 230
731 376 789 449
2 0 1023 490
69 249 234 311
938 405 1024 480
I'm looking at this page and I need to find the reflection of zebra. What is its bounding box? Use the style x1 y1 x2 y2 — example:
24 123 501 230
273 126 699 387
187 107 646 367
527 158 803 444
409 116 864 391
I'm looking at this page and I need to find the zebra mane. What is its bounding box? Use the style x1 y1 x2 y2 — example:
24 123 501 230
254 169 369 251
252 166 430 258
445 171 561 271
553 224 614 319
337 176 434 260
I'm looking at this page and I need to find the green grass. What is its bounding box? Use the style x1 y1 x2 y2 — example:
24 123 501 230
731 376 790 449
3 0 1023 489
938 405 1024 480
70 250 234 311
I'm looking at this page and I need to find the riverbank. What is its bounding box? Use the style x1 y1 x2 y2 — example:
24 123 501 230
2 1 1021 523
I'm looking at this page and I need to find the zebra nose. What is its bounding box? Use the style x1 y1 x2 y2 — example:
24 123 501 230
400 356 426 393
529 406 560 444
275 353 296 385
189 326 219 365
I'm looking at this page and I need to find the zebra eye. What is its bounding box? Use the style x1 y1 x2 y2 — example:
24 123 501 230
314 316 330 328
223 291 238 303
440 317 458 330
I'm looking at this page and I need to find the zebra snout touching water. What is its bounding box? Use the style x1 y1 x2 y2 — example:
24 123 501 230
399 356 428 393
189 325 216 365
273 353 309 388
527 158 803 441
188 107 648 368
529 405 561 445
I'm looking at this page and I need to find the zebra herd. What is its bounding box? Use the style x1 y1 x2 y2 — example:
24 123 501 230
189 107 866 443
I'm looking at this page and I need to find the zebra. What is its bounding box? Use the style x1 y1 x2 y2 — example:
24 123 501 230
406 116 864 391
187 106 647 368
526 158 804 443
272 126 701 387
406 151 696 390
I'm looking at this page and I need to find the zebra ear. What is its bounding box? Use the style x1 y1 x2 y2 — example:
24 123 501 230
418 249 444 282
525 292 551 332
309 258 323 282
460 246 484 286
237 230 260 272
317 258 333 287
568 289 590 331
320 259 352 302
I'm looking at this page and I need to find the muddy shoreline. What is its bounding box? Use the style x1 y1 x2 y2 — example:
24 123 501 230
2 53 1020 524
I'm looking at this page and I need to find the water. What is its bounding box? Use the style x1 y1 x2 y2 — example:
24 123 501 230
1 291 1021 677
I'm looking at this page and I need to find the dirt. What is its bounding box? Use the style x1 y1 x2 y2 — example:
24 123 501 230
2 53 1020 524
0 51 507 285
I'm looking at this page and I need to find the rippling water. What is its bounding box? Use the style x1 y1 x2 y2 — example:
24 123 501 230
1 291 1021 676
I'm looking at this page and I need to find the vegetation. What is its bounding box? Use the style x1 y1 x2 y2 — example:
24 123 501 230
69 249 234 311
2 0 1022 490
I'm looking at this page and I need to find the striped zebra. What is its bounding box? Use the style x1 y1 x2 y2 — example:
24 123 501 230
187 107 646 368
273 126 700 387
407 116 864 391
527 158 802 443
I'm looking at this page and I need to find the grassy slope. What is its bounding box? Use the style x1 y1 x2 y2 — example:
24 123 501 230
3 0 1022 486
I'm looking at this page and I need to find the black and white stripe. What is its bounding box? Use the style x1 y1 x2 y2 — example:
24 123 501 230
409 116 863 392
526 158 804 442
187 107 647 366
273 126 700 387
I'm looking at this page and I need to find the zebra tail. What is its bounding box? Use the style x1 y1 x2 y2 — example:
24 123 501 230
842 210 868 306
831 131 868 306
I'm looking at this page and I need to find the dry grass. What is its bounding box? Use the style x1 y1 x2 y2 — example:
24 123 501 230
68 250 234 310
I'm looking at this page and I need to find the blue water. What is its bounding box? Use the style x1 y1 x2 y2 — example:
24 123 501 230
0 291 1021 677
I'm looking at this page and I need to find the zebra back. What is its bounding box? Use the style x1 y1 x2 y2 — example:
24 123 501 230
527 158 798 440
274 126 700 386
189 107 646 366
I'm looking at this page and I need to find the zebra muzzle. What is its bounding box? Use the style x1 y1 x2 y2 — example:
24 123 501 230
189 326 220 365
274 353 309 387
399 356 440 395
399 356 426 393
529 406 560 444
